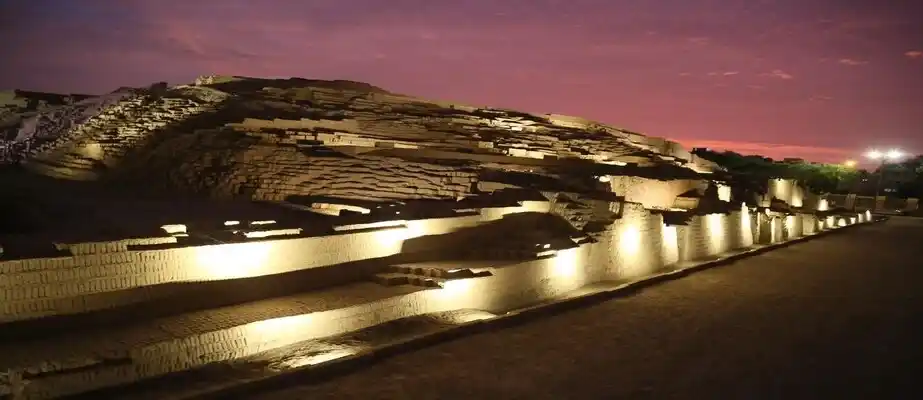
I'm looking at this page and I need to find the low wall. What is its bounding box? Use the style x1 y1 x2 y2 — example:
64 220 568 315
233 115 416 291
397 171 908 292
1 203 873 399
801 214 820 235
0 228 407 322
0 203 550 322
825 194 918 212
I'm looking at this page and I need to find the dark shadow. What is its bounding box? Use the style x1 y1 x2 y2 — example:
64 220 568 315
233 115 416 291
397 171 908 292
0 161 334 238
400 212 586 258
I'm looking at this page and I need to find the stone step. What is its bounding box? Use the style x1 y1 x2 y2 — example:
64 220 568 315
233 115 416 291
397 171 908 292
0 282 424 399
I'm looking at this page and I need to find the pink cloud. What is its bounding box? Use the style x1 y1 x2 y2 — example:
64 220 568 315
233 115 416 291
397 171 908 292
760 69 794 80
838 58 867 66
3 0 921 166
674 139 853 163
687 37 710 45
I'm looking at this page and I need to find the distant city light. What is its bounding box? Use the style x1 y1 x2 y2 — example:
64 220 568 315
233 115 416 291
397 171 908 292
844 160 857 168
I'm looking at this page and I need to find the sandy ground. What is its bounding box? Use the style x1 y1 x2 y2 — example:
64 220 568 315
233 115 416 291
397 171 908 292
245 217 923 400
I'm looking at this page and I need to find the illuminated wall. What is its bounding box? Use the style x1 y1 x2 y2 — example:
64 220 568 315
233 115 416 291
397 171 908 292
738 204 756 248
784 215 802 239
771 217 785 243
607 203 668 278
765 178 805 208
3 200 874 399
0 210 532 323
804 192 828 211
9 286 439 399
677 211 751 261
0 227 414 322
717 184 732 202
426 247 606 313
5 248 609 399
661 224 681 267
754 214 775 244
801 214 819 235
607 176 704 210
0 201 780 322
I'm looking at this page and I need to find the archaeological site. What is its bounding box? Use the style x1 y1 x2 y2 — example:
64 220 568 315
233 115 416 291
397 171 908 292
0 76 874 398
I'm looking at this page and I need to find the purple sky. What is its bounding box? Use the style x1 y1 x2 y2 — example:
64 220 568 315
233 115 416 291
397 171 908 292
2 0 921 164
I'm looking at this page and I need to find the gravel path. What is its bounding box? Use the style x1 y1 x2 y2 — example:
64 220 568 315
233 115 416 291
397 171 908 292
248 218 923 400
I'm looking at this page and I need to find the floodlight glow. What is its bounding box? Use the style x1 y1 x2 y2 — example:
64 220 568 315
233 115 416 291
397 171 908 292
618 224 642 259
661 224 679 265
197 242 273 280
706 213 726 253
886 149 903 160
442 278 475 296
551 247 581 278
866 150 883 160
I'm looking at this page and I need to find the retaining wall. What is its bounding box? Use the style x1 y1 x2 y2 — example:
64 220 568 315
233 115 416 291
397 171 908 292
764 178 805 208
0 203 873 399
0 203 549 322
826 194 919 212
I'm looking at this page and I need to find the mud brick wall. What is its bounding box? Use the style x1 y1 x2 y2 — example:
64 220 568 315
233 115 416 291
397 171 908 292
608 176 705 210
1 202 871 399
0 205 553 323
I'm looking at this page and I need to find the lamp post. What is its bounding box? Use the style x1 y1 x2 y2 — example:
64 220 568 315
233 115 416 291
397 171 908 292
865 149 904 209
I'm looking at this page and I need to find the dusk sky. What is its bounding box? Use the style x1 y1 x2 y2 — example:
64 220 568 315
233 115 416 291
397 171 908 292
1 0 921 164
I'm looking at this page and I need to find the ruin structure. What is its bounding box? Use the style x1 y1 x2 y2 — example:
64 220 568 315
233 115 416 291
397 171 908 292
0 76 872 398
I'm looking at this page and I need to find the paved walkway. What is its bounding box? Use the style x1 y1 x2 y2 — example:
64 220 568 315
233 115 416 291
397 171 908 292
249 218 923 400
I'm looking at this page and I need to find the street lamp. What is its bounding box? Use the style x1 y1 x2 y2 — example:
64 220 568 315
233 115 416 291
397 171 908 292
866 149 904 162
865 148 904 205
843 160 857 168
